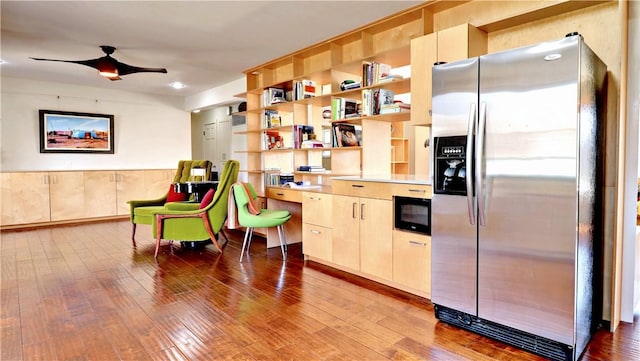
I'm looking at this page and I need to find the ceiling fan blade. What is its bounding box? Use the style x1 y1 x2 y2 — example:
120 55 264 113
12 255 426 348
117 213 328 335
115 61 167 76
30 57 103 71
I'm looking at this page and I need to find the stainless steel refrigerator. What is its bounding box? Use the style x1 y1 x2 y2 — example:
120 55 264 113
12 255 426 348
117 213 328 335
430 33 606 361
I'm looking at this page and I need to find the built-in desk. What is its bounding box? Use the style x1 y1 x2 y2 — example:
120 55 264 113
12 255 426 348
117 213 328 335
263 185 331 248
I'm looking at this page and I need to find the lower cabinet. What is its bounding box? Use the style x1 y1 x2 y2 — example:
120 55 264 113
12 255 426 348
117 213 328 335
332 194 392 280
1 172 51 225
1 169 174 227
302 191 333 262
392 230 431 297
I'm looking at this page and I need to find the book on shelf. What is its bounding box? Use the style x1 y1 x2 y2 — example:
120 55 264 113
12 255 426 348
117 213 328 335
362 61 392 87
332 123 361 147
331 97 360 120
297 165 326 172
263 87 286 106
263 109 280 128
264 130 283 150
378 74 404 83
361 88 395 116
293 125 314 149
379 102 411 114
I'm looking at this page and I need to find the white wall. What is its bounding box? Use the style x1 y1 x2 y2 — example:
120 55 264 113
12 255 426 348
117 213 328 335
0 77 192 171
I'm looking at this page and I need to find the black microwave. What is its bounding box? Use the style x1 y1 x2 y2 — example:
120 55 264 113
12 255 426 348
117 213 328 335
394 196 431 235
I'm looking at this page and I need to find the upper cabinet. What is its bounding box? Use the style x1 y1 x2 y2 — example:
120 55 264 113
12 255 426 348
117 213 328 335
410 24 487 126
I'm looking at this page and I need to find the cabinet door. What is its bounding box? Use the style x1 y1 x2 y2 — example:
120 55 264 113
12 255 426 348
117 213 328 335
84 171 117 218
302 223 332 261
332 194 360 271
437 23 487 64
359 197 392 280
49 172 85 221
302 192 332 227
410 33 437 126
1 173 13 225
116 170 146 215
393 230 431 296
144 169 173 199
10 172 51 224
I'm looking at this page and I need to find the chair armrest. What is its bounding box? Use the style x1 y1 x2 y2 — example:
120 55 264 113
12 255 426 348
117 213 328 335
128 197 167 208
164 202 200 211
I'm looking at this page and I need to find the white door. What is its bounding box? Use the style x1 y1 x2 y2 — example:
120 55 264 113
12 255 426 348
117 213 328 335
203 122 217 174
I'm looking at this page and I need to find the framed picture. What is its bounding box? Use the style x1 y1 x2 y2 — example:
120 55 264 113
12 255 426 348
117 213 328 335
39 110 114 154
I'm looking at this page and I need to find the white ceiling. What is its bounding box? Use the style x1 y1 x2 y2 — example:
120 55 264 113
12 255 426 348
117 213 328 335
1 1 423 98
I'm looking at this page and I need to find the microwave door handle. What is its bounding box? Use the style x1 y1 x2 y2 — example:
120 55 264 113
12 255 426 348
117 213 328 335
466 102 476 225
476 101 487 227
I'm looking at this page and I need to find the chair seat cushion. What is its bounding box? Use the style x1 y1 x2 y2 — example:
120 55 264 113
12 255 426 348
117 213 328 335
260 209 290 219
133 205 166 225
240 209 291 228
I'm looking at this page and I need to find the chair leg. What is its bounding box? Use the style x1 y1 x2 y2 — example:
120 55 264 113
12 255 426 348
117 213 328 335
246 228 254 251
277 225 288 260
131 223 137 246
239 227 253 262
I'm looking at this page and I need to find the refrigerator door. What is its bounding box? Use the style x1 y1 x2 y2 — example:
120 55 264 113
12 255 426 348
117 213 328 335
431 58 479 315
477 36 580 345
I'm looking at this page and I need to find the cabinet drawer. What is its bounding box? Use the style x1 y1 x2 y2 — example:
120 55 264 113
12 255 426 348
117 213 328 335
302 223 332 262
332 180 392 200
302 192 332 227
266 187 302 203
390 183 432 199
392 230 431 295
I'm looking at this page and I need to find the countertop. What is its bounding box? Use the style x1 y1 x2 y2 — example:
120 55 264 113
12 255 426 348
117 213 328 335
332 174 431 185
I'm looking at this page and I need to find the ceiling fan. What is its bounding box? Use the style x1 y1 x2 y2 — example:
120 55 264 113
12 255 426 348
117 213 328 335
30 45 168 81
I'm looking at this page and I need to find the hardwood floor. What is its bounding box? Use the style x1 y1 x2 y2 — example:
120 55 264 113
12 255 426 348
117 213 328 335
1 220 638 361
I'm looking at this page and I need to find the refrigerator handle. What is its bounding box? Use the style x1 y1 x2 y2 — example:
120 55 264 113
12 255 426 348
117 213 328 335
466 102 476 225
476 101 487 227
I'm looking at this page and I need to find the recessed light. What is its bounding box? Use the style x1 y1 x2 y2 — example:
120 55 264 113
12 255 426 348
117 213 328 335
170 81 186 89
192 109 201 113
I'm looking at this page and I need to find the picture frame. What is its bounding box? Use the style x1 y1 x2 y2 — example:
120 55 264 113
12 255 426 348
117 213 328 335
39 109 114 154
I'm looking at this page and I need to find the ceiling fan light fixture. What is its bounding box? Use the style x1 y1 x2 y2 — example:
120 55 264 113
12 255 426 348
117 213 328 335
97 59 118 78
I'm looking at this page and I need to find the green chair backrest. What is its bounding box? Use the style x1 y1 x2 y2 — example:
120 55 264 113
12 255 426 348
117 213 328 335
173 160 212 183
202 160 239 232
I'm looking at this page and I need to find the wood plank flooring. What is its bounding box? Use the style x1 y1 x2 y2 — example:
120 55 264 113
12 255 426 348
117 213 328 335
1 220 638 361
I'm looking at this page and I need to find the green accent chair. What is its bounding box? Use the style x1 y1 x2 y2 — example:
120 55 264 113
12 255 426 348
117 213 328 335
152 160 239 258
128 160 212 244
232 182 291 262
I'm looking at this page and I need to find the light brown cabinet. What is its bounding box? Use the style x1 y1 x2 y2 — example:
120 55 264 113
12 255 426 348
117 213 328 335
1 169 174 227
410 24 487 126
332 182 392 279
392 230 431 297
1 172 51 225
302 191 333 262
49 171 119 221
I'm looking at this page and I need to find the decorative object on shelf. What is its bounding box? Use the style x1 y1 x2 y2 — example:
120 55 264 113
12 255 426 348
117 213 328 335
39 109 114 154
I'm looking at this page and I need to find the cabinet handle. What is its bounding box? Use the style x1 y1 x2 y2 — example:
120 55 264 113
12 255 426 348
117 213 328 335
43 175 49 184
409 240 427 246
351 184 364 188
352 202 357 219
277 192 284 196
310 196 321 201
310 229 321 234
360 203 365 220
408 189 425 193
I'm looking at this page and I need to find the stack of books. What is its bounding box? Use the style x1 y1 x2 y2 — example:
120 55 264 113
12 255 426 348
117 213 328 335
331 98 360 120
297 165 326 172
362 61 392 87
380 102 411 114
362 88 395 116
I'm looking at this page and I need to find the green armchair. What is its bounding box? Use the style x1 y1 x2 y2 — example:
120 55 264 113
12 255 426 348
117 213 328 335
128 159 212 244
151 160 239 258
